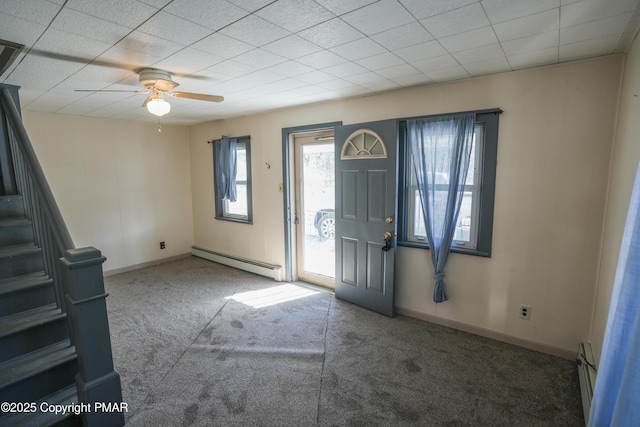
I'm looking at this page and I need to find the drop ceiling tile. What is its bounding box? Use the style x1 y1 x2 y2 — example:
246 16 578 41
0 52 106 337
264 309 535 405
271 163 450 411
115 31 184 60
232 48 288 69
421 3 490 38
452 43 505 65
412 54 461 73
138 0 173 7
97 45 168 70
206 59 257 78
35 28 113 61
1 0 61 25
560 13 631 45
220 15 290 47
463 56 511 75
392 73 431 86
298 18 364 49
481 0 560 24
137 11 212 46
66 0 158 29
501 30 559 55
314 0 378 15
296 50 348 68
355 52 405 71
191 33 254 59
262 35 323 60
226 0 274 12
394 40 448 62
371 22 433 51
493 9 559 42
295 69 336 84
266 61 315 78
362 79 400 92
343 71 386 85
51 8 131 45
561 0 639 26
374 63 421 79
316 78 359 90
322 61 368 78
559 33 621 60
256 0 335 33
163 0 248 30
508 47 559 69
426 65 470 82
439 26 499 53
0 12 46 47
330 38 386 61
342 0 416 36
152 47 225 75
399 0 478 20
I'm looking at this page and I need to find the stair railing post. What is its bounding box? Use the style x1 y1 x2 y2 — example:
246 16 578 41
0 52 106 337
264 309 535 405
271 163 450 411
61 247 125 427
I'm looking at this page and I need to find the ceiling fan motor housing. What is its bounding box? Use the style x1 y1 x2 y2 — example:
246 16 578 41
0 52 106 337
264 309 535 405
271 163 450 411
136 68 174 90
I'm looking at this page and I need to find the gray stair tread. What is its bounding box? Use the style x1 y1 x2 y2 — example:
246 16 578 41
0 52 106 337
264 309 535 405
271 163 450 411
0 243 41 258
0 218 30 226
0 271 51 295
0 384 78 427
0 340 76 387
0 304 64 338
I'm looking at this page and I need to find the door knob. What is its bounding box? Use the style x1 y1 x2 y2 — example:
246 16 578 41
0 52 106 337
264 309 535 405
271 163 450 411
382 231 392 252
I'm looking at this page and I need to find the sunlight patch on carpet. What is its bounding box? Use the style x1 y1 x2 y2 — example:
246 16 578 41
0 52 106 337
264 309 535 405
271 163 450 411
226 284 320 308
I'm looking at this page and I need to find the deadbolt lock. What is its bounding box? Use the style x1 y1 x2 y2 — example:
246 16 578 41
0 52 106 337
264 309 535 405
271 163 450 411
386 216 393 224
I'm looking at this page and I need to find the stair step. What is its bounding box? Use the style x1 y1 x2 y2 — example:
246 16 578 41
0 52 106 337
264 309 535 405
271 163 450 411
0 243 44 279
0 195 25 218
0 304 70 364
0 385 79 427
0 218 34 246
0 272 55 316
0 340 77 403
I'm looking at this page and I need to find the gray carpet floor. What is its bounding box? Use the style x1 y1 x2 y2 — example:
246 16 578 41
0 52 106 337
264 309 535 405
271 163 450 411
104 256 584 426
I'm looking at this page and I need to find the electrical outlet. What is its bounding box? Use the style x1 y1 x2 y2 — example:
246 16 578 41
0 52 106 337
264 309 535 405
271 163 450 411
160 241 165 250
519 304 531 319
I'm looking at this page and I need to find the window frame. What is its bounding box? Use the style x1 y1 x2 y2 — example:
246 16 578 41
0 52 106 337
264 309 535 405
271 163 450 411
214 136 253 224
398 109 500 257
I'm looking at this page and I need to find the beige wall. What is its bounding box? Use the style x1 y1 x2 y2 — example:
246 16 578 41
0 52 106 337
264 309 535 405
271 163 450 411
190 55 622 355
22 113 195 273
590 34 640 364
20 54 625 356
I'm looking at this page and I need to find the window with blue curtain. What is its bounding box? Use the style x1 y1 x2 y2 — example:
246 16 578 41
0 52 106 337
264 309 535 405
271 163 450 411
213 135 253 224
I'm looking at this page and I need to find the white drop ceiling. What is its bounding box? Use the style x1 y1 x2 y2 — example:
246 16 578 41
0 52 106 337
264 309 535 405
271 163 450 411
1 0 639 125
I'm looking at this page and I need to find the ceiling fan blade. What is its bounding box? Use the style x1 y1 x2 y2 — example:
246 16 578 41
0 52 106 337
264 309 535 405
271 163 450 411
75 89 148 94
153 78 179 92
168 92 224 102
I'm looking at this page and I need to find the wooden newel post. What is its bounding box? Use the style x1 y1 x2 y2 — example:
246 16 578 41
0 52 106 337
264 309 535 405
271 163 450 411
61 247 125 427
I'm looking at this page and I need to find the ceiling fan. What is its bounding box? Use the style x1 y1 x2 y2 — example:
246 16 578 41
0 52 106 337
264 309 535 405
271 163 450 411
75 67 224 117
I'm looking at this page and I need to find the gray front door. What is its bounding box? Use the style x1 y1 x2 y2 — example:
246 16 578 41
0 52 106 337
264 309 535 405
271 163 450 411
334 120 397 316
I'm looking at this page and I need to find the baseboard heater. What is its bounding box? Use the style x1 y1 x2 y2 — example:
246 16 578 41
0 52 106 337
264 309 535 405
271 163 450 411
192 246 282 281
577 342 597 425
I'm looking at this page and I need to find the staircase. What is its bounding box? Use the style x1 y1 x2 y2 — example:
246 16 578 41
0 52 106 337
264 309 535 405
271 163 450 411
0 195 80 427
0 85 124 426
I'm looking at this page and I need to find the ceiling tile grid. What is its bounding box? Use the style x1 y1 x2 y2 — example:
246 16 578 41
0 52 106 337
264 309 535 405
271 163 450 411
0 0 638 124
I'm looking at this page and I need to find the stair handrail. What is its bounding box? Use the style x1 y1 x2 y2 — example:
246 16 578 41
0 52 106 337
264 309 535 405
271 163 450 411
0 88 74 310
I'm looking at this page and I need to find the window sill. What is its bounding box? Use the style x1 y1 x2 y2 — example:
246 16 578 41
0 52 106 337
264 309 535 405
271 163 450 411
397 241 490 258
215 215 252 225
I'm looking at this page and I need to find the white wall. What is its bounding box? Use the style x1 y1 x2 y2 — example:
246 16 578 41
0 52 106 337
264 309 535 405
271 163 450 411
22 113 194 273
590 34 640 364
190 55 622 355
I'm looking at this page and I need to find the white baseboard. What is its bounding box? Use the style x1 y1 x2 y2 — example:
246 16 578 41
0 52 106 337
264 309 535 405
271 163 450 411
394 307 576 360
577 342 596 425
192 246 282 281
103 253 192 277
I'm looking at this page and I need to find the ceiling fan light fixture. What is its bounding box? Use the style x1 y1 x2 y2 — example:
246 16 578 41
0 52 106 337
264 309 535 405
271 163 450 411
147 96 170 116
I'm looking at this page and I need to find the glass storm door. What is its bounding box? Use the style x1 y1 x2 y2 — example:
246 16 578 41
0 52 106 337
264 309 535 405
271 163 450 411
294 133 335 287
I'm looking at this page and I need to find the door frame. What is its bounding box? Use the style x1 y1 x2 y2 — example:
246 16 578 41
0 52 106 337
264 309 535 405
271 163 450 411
282 122 341 283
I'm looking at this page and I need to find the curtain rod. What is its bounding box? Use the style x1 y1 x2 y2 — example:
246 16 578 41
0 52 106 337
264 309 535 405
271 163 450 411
207 135 251 144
